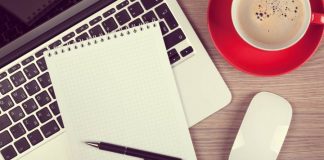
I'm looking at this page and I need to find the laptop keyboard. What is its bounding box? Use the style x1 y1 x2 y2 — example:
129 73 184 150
0 0 193 159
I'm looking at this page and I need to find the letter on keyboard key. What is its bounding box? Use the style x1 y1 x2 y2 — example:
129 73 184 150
8 64 21 74
23 64 40 79
14 137 30 153
103 8 116 18
9 106 25 122
24 80 41 96
48 40 62 49
23 115 39 131
37 72 52 88
0 131 13 148
49 101 60 115
0 115 12 132
155 3 178 30
36 57 48 72
36 107 52 123
167 49 181 64
10 71 26 87
102 17 118 33
0 79 13 95
117 0 129 10
128 2 144 18
1 145 17 160
163 28 186 49
35 91 51 107
76 32 90 42
27 130 44 146
89 25 105 38
41 120 60 138
21 56 35 66
115 9 131 26
180 46 194 57
0 96 14 111
140 0 162 10
129 18 143 27
11 88 27 104
22 99 38 114
159 21 169 35
89 16 102 26
48 86 56 99
10 123 26 139
142 11 157 23
76 24 89 34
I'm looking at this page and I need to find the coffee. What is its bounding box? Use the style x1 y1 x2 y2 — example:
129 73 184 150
234 0 308 49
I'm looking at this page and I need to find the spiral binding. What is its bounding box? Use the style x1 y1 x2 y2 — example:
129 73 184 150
47 22 158 57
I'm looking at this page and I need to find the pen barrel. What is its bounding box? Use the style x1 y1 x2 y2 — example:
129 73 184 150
125 147 181 160
99 142 127 154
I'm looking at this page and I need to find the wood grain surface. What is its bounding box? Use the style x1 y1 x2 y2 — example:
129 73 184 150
176 0 324 159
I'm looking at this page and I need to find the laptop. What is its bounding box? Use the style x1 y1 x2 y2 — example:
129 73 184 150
0 0 232 159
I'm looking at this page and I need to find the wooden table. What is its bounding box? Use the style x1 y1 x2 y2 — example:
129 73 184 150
177 0 324 159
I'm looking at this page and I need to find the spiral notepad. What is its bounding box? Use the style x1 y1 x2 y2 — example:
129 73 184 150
45 22 197 160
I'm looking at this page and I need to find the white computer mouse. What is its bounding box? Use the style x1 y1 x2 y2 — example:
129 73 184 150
229 92 292 160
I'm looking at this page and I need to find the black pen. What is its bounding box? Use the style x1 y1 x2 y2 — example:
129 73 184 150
85 141 182 160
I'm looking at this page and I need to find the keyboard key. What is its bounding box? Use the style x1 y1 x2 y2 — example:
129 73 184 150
140 0 162 10
22 99 38 114
8 64 21 74
36 107 52 123
1 145 17 160
57 116 64 128
49 101 60 115
117 0 129 10
48 40 62 49
163 28 186 49
24 80 41 96
129 18 143 27
89 16 103 26
167 49 181 64
76 24 89 34
0 131 13 148
128 2 144 18
9 106 25 122
35 48 47 58
48 87 56 99
0 96 14 111
11 88 27 104
64 40 75 46
22 56 35 66
0 115 12 132
0 79 13 95
10 71 26 87
180 46 193 57
0 72 7 81
37 72 51 88
23 63 40 79
40 120 60 138
76 32 90 42
102 17 118 33
35 91 51 107
36 57 47 72
115 9 131 26
14 137 30 153
159 21 169 35
89 25 105 38
103 8 116 18
62 32 75 42
10 123 26 139
155 3 178 30
23 115 39 131
27 130 43 146
142 11 158 23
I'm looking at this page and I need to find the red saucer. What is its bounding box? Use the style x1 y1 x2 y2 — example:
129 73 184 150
207 0 324 76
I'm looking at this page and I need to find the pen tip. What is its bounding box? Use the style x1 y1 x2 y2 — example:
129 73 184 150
85 142 99 148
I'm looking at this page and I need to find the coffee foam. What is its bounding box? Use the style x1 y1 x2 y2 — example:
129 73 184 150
237 0 306 47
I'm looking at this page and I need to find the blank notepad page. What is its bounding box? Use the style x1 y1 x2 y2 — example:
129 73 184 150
45 22 197 160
